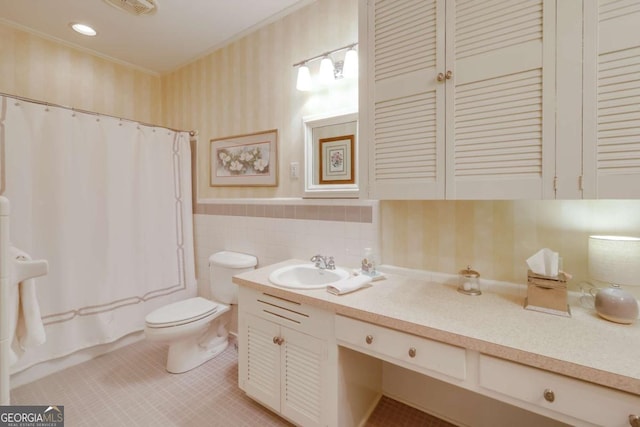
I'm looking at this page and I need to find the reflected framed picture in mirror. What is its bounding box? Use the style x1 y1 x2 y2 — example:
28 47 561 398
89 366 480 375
319 134 355 184
303 110 358 198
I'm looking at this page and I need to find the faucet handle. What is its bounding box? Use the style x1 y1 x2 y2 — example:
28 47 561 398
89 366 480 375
327 256 336 270
310 254 324 268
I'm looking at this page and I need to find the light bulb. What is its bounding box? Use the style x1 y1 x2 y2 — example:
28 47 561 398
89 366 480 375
319 56 335 85
296 64 312 91
343 48 358 79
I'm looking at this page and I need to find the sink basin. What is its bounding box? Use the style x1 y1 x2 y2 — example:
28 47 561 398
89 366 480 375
269 264 351 289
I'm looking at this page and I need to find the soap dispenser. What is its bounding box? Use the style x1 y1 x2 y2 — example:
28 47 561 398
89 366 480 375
361 248 377 276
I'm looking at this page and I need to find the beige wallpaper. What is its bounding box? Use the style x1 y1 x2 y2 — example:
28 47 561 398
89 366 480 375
4 5 639 301
381 200 640 293
0 22 161 124
161 0 358 199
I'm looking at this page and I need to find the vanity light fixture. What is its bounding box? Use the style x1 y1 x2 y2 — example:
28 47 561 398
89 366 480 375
293 42 358 91
70 23 97 36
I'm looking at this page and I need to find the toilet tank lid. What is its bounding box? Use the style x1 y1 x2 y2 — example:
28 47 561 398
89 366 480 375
209 251 257 268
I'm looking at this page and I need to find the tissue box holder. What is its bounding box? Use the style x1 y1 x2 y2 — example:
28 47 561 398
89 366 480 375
524 270 571 317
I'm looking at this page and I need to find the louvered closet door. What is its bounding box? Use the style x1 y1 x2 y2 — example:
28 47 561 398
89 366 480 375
239 314 281 413
584 0 640 198
280 327 326 427
368 0 446 199
447 0 556 199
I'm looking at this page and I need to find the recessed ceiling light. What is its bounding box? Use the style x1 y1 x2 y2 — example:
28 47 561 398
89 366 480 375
70 23 97 37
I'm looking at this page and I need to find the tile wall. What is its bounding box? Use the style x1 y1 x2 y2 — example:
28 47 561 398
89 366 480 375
193 200 379 298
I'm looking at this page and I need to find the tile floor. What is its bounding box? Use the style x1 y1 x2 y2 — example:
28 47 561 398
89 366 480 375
11 340 455 426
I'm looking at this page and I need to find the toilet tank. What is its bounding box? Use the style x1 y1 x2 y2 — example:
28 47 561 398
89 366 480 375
209 251 257 304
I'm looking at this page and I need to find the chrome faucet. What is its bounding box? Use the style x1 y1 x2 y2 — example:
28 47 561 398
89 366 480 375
310 254 335 270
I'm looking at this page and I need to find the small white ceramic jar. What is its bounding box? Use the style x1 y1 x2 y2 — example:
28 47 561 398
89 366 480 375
594 284 639 324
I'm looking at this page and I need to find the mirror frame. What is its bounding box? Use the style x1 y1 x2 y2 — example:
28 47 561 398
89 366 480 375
303 110 359 198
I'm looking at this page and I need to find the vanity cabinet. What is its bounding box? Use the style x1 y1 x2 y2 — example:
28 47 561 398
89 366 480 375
479 354 640 427
362 0 556 199
235 262 640 427
238 287 333 427
335 315 466 382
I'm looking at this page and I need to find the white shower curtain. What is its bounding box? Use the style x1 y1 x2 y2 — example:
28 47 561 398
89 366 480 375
0 96 196 372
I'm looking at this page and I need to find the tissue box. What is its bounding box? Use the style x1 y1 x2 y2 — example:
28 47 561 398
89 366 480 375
524 270 571 317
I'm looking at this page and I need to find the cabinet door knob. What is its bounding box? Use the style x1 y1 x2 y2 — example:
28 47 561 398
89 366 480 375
365 335 373 344
629 414 640 427
408 347 417 358
445 70 453 80
273 336 284 345
437 72 445 82
543 389 555 402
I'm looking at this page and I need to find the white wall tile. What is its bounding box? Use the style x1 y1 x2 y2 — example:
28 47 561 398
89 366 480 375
192 211 379 290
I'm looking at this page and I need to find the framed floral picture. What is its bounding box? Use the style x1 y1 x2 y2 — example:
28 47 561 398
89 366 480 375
319 134 355 184
210 129 278 187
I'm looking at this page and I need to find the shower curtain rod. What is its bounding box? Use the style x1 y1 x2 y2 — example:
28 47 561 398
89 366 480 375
0 91 196 137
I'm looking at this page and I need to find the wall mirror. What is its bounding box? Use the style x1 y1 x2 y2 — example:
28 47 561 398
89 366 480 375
303 111 358 198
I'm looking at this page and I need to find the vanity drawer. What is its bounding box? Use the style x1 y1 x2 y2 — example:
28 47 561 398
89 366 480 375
335 315 466 381
479 354 640 426
239 287 333 339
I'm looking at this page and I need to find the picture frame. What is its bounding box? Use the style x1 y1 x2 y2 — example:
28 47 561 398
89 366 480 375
210 129 278 187
319 134 355 184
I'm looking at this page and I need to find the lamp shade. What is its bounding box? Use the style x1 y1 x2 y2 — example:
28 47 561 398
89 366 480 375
296 65 312 91
588 235 640 286
343 48 358 79
318 56 335 85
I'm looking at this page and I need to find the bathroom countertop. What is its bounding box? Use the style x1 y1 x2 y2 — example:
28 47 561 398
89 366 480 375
233 259 640 396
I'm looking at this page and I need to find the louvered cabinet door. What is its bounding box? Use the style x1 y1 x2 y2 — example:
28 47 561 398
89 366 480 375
280 327 327 427
583 0 640 198
239 313 281 413
367 0 446 199
446 0 556 199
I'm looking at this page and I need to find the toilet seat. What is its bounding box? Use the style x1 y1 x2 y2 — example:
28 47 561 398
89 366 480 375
145 297 221 328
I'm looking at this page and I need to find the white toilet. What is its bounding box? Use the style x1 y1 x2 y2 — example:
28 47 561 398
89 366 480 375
144 251 257 373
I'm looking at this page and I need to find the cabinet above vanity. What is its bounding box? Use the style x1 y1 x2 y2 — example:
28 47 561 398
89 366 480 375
359 0 640 200
234 260 640 426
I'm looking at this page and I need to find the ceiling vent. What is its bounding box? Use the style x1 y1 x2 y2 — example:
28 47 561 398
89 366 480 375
103 0 158 16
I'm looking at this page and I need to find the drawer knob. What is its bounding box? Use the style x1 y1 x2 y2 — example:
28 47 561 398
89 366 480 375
408 347 417 358
543 389 555 403
365 335 373 345
630 414 640 427
273 336 284 345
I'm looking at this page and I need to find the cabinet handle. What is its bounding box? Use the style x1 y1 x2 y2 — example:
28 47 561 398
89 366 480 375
273 336 284 345
630 414 640 427
437 72 445 82
365 335 373 344
445 70 453 80
408 347 417 358
543 389 555 403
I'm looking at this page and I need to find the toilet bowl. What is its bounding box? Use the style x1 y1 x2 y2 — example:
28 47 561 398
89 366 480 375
144 251 257 373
